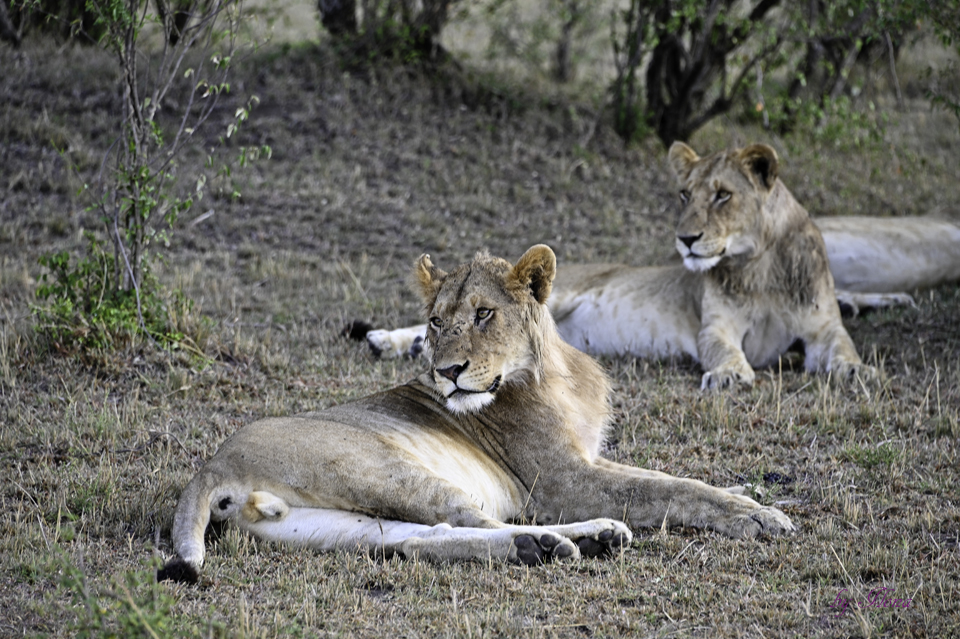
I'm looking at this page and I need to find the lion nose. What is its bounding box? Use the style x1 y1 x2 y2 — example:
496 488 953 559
678 233 702 249
436 361 469 382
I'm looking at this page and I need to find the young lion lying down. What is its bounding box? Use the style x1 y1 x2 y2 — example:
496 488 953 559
358 143 960 390
158 245 794 584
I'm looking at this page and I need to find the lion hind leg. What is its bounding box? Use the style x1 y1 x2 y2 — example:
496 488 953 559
241 501 631 566
399 525 573 564
401 519 631 564
399 524 589 565
242 504 580 565
239 505 443 557
241 491 290 522
835 290 916 318
539 519 632 559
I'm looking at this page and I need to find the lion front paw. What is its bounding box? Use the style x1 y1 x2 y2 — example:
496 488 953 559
723 506 796 539
701 364 755 390
831 359 879 387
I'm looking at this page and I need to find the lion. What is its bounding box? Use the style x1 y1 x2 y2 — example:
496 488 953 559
158 245 794 584
359 143 960 389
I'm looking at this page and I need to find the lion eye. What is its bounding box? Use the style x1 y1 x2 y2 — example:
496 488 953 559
430 317 442 329
715 190 731 204
476 308 493 321
679 189 691 204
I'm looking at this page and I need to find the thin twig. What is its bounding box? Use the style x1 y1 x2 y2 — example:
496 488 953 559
885 32 904 111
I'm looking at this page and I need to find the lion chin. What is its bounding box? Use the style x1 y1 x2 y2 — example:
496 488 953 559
436 375 502 414
444 390 496 414
682 254 722 272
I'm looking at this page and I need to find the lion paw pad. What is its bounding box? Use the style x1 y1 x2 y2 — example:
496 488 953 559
512 533 577 565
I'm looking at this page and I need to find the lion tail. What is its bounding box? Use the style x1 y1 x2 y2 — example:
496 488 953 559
158 468 246 584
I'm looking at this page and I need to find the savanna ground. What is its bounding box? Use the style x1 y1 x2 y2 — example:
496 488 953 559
1 3 960 636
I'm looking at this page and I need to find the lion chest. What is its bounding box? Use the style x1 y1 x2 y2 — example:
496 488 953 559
740 309 797 368
378 428 523 522
705 248 822 368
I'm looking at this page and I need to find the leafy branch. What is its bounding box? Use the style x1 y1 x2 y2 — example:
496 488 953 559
33 0 269 353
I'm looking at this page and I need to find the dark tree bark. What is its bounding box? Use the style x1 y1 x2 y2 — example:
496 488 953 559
316 0 455 61
155 0 200 46
643 0 781 145
317 0 357 37
779 2 875 132
0 1 20 46
553 0 580 83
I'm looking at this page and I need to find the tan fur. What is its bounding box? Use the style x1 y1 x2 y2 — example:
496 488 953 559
369 145 899 389
816 216 960 293
160 246 794 583
513 144 879 389
364 143 960 381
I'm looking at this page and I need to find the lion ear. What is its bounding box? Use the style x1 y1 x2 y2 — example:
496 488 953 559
412 254 447 305
667 142 700 182
509 244 556 304
738 144 779 190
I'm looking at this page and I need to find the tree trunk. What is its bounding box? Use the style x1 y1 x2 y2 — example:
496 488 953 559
317 0 357 36
553 0 579 83
0 1 20 46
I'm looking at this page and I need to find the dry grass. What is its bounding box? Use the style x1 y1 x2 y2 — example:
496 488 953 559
2 19 960 638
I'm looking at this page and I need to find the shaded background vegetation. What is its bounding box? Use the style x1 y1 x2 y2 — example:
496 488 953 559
1 0 959 636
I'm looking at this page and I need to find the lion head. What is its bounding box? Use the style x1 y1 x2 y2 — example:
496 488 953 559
667 142 780 273
413 245 556 414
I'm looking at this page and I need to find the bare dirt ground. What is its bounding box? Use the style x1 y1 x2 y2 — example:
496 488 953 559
1 30 959 638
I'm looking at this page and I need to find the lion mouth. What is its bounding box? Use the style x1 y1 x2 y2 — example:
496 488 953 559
687 247 725 260
448 375 502 397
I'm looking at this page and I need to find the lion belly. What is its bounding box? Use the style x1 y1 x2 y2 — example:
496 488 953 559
551 265 701 359
377 428 522 521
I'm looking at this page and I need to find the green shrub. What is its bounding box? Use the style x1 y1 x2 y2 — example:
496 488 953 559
33 237 185 352
30 0 266 357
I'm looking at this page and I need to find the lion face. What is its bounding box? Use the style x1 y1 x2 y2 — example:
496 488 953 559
667 143 780 273
413 245 556 414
